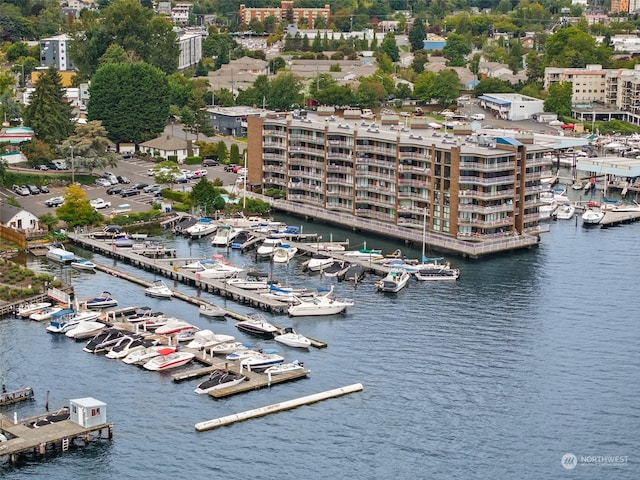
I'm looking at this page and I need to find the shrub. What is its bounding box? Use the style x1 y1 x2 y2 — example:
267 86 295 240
184 156 202 165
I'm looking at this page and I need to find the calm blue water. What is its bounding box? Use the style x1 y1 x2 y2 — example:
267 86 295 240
0 217 638 479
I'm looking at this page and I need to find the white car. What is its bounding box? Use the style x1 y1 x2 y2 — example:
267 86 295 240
180 169 195 179
548 120 563 126
90 198 111 209
95 178 112 187
192 169 208 178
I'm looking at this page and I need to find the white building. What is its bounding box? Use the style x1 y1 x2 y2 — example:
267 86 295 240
176 31 202 70
70 397 107 428
40 34 74 71
171 4 192 24
0 203 40 232
478 93 544 121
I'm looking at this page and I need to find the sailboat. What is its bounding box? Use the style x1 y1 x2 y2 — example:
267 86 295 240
413 209 461 281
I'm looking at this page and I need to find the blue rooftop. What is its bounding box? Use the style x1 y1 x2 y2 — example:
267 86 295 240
479 95 511 106
495 137 523 147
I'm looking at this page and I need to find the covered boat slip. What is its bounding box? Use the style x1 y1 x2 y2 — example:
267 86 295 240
576 156 640 192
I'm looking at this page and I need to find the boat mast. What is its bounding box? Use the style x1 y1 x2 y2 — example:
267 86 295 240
422 207 427 262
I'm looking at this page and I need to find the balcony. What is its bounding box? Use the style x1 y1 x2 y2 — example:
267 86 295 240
263 152 285 161
263 139 286 148
288 183 324 193
398 178 429 188
326 176 353 187
357 170 396 182
356 157 396 169
289 157 325 168
399 164 431 175
289 145 326 157
459 174 515 186
457 216 514 228
357 144 396 156
326 203 354 213
263 129 287 138
263 164 286 173
327 151 353 161
289 133 325 144
459 160 516 172
328 139 352 148
327 164 353 174
398 190 428 200
459 189 515 200
526 157 551 167
399 151 428 161
458 202 514 214
355 208 395 222
354 195 395 209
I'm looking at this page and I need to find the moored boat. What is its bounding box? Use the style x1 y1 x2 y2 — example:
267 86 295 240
17 302 52 318
199 304 227 318
240 352 285 371
288 288 354 317
235 314 280 338
85 291 118 309
142 349 194 371
64 321 107 340
264 360 307 375
122 344 175 365
376 268 411 293
582 208 604 225
274 327 311 348
272 244 298 263
144 280 172 299
70 257 96 271
194 370 246 394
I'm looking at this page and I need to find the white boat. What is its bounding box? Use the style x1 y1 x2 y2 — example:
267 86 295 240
142 349 195 371
122 345 175 365
305 254 334 272
85 291 118 309
211 341 248 355
343 248 383 261
186 329 235 350
226 277 270 290
272 244 298 263
274 327 311 349
185 218 217 239
211 225 239 247
571 181 584 190
539 200 557 219
46 245 75 263
240 352 285 371
46 309 101 333
376 268 411 293
256 237 282 257
195 259 244 279
582 208 604 225
235 314 280 338
64 321 106 340
194 370 246 394
414 262 461 281
264 360 307 375
288 290 354 317
105 335 148 359
199 304 227 318
315 242 346 252
83 328 127 353
29 306 64 322
70 257 96 271
17 302 52 318
155 319 198 336
145 280 173 299
226 348 262 361
555 203 576 220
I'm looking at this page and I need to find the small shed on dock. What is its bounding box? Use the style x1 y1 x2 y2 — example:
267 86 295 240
70 397 107 428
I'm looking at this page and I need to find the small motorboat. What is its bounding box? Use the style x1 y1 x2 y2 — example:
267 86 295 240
305 253 334 272
105 335 149 359
17 302 52 318
29 306 63 322
83 328 127 353
70 257 96 271
288 288 354 317
210 341 248 355
376 268 411 293
322 261 350 278
46 245 75 263
186 329 235 351
264 360 307 375
85 291 118 309
414 262 461 281
274 327 311 349
194 370 246 394
185 218 218 239
65 321 107 340
199 304 227 318
143 349 195 371
571 180 584 190
554 203 576 220
122 345 175 365
155 319 198 336
46 309 102 334
226 277 271 290
582 208 604 225
226 348 262 361
343 248 383 261
240 352 285 371
344 265 367 282
114 236 134 248
256 237 282 257
235 314 280 338
272 244 298 263
126 307 165 323
145 280 172 299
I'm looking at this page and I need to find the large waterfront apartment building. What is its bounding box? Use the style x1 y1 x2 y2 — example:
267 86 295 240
247 116 553 241
239 2 330 29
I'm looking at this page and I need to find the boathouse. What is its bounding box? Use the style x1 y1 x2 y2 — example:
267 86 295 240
70 397 107 428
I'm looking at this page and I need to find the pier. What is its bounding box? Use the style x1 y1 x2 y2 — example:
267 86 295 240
600 210 640 227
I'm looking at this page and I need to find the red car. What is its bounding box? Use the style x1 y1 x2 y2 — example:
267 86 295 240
560 124 575 130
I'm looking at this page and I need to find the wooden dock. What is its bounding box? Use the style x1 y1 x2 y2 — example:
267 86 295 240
0 387 34 406
0 413 112 464
600 210 640 227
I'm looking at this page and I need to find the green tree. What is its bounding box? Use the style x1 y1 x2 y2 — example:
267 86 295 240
525 51 544 84
60 120 119 174
408 18 427 52
190 177 224 214
229 143 240 164
413 71 437 102
309 73 338 97
88 62 170 145
544 26 611 68
268 56 286 74
23 65 74 146
315 85 355 106
544 81 572 117
38 212 58 233
217 141 228 164
443 33 471 67
432 70 460 106
56 185 101 226
357 80 386 107
152 161 181 189
379 32 400 62
473 77 514 96
267 72 302 111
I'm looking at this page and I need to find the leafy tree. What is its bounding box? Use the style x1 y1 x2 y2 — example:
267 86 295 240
432 70 460 106
268 56 286 74
357 80 386 107
38 212 58 233
230 143 240 164
443 33 471 67
56 185 101 227
525 51 544 84
309 73 338 97
380 32 400 62
473 78 514 97
408 18 427 52
214 88 235 107
544 81 572 117
98 44 134 66
0 92 22 126
23 65 74 146
190 177 224 214
151 161 181 189
20 138 54 165
267 72 302 111
315 85 355 106
60 120 119 173
377 53 394 74
413 71 437 102
544 26 612 68
396 83 412 99
217 141 228 164
6 42 32 62
89 62 170 145
411 50 429 74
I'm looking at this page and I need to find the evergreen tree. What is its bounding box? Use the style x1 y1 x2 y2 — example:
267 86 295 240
408 19 427 52
322 32 330 51
217 141 228 164
230 143 240 164
311 33 322 52
23 65 74 146
380 32 400 62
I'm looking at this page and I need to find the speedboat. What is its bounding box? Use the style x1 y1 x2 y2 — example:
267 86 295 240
185 218 217 239
64 321 107 340
194 370 246 394
343 264 367 282
85 291 118 309
288 289 354 317
274 327 311 349
70 257 96 271
186 329 235 351
376 268 411 293
46 245 75 263
17 302 52 318
211 225 239 247
126 307 164 323
343 248 383 261
105 335 149 359
114 236 134 248
226 277 270 290
122 345 175 365
145 280 172 299
582 208 604 225
29 306 63 321
46 309 101 334
260 283 309 302
414 262 461 281
555 203 575 220
305 253 334 272
230 230 254 249
264 360 307 375
235 314 280 338
322 261 350 278
155 319 198 336
199 304 227 318
193 256 244 279
256 237 281 257
142 349 195 371
83 328 127 353
211 341 249 355
272 244 298 263
240 352 285 371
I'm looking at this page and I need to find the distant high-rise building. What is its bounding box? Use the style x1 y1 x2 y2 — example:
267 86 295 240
40 34 74 71
240 2 330 29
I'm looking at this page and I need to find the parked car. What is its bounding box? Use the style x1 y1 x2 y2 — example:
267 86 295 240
35 164 49 171
95 178 112 187
143 184 160 193
192 169 208 178
47 162 59 170
180 169 194 179
103 172 118 185
12 185 30 196
106 186 123 195
120 152 133 159
561 123 575 130
117 176 130 184
45 196 64 207
39 185 50 193
133 183 148 190
27 185 41 195
120 188 141 198
173 175 188 183
90 198 112 209
224 165 235 172
202 158 219 167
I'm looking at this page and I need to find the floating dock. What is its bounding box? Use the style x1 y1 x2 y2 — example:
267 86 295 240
0 387 34 406
600 210 640 227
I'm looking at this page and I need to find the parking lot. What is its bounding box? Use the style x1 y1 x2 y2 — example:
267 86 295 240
1 156 241 218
